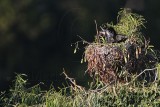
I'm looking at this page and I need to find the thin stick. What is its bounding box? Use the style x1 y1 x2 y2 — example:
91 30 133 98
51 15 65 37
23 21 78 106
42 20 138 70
94 20 98 35
77 35 90 44
62 69 85 92
124 68 157 86
89 80 115 94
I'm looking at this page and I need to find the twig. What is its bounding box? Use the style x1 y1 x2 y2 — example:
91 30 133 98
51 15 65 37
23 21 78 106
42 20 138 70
62 69 85 92
94 20 98 35
71 35 90 48
77 35 90 44
113 86 118 97
124 68 157 86
89 80 115 94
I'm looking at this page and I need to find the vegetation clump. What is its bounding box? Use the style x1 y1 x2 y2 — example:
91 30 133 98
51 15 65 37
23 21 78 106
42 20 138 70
84 9 159 84
1 72 160 107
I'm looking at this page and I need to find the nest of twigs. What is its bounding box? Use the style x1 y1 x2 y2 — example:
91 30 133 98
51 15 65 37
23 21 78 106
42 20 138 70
85 36 157 84
83 9 159 84
85 43 124 83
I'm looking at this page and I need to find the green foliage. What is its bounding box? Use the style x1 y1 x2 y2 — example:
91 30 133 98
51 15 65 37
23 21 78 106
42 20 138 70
2 74 45 107
157 63 160 81
1 73 160 107
45 88 73 107
107 8 145 37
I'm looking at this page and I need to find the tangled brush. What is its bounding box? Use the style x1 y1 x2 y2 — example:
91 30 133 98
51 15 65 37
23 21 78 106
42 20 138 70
84 9 159 84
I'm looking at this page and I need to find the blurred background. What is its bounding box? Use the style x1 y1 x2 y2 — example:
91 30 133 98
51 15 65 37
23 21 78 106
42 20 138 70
0 0 160 91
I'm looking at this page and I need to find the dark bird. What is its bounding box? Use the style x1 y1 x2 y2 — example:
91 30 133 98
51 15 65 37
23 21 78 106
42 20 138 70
115 34 128 43
99 27 116 43
98 27 128 43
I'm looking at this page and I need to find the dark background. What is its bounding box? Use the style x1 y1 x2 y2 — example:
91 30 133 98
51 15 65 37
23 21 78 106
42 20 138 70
0 0 160 91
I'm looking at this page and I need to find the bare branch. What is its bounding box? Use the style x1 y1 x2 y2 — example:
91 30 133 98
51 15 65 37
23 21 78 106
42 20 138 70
124 68 157 86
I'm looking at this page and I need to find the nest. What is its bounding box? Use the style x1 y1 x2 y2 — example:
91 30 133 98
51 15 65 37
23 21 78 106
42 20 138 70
84 36 158 84
84 43 124 83
82 9 159 84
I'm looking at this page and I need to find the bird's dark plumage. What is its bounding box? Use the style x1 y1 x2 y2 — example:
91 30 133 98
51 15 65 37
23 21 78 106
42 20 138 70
115 34 128 43
98 27 128 43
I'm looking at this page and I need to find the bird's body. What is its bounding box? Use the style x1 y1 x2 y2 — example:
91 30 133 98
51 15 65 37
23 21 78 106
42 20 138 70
97 27 128 43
